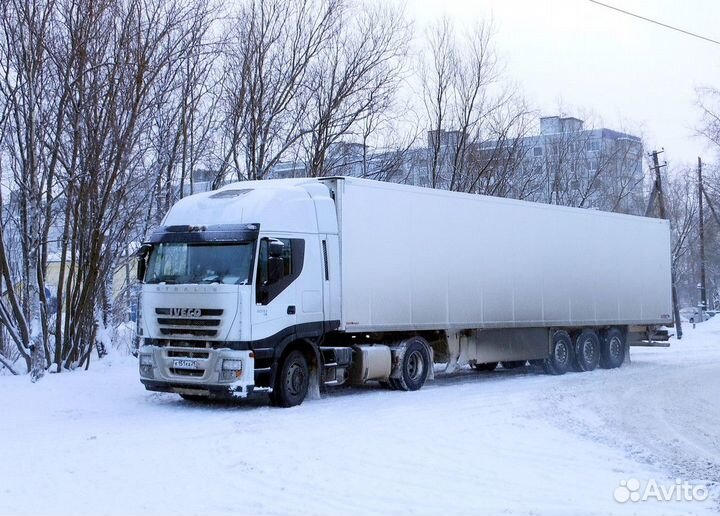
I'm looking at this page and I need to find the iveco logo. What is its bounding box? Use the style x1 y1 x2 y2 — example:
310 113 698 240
171 308 202 318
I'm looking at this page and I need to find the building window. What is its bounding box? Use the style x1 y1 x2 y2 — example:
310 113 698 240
589 140 600 152
533 146 543 157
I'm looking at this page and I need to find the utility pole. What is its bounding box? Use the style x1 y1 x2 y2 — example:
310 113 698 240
646 150 682 339
698 157 707 312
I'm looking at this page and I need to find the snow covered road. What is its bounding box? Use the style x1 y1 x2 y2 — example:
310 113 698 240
1 322 719 516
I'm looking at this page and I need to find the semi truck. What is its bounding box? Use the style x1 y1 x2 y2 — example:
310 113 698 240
136 177 673 407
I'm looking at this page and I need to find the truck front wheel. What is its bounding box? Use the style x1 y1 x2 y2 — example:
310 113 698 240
271 350 309 407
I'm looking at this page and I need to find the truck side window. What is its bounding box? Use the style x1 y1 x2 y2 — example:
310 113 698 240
256 238 305 305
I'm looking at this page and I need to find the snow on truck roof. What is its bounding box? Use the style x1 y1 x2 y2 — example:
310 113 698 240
162 178 337 234
166 176 669 229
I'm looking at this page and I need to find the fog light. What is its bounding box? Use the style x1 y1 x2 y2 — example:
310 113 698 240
139 364 154 378
140 354 153 367
221 359 242 371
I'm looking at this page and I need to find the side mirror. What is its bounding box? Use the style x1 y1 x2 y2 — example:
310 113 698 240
136 244 151 282
268 256 284 284
266 239 284 284
269 240 284 258
137 256 146 282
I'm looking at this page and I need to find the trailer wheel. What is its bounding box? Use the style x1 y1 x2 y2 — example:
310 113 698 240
394 337 431 391
600 327 626 369
470 361 498 372
502 360 526 369
270 350 309 407
573 329 600 372
543 330 573 375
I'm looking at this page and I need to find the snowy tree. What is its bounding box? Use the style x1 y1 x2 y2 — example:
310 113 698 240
419 18 534 194
0 0 219 376
216 0 339 183
301 1 410 178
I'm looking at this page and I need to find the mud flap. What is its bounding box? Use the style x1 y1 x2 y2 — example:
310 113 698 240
307 362 321 400
427 345 435 381
624 342 631 365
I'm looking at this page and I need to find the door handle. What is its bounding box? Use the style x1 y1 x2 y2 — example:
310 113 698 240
287 305 296 315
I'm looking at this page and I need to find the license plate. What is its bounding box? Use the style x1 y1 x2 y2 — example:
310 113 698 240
172 359 200 369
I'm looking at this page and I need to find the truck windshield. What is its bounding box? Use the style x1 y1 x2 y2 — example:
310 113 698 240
144 242 255 285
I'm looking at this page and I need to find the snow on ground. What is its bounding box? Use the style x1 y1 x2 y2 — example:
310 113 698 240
1 321 719 516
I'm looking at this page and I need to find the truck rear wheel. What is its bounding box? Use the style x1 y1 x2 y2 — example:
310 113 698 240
573 329 600 372
393 337 431 391
270 350 309 407
543 330 573 375
600 327 626 369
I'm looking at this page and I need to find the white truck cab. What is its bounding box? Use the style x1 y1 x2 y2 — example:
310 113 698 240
137 180 343 406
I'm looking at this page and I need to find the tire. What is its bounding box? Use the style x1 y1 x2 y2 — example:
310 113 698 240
600 327 626 369
270 350 309 407
502 360 526 369
543 330 573 375
470 361 498 372
393 337 431 391
573 329 600 372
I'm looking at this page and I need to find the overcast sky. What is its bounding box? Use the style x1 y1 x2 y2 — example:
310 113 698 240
409 0 720 168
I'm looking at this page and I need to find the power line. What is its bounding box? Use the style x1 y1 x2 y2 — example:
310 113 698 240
587 0 720 46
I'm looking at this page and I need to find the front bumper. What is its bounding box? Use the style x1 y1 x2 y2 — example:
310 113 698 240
138 344 255 398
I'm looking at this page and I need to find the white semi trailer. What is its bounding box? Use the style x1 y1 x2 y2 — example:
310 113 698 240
136 177 673 406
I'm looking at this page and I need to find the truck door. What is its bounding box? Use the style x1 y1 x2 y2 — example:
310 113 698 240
252 237 303 341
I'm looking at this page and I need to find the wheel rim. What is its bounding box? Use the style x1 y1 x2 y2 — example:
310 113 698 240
555 341 569 365
609 336 623 361
286 361 306 397
582 338 595 363
406 350 424 381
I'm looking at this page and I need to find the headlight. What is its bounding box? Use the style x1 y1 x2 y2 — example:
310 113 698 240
139 354 154 379
221 359 242 371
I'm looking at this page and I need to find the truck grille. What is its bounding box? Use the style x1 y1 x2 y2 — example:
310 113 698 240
169 368 204 377
155 308 223 337
167 350 210 359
